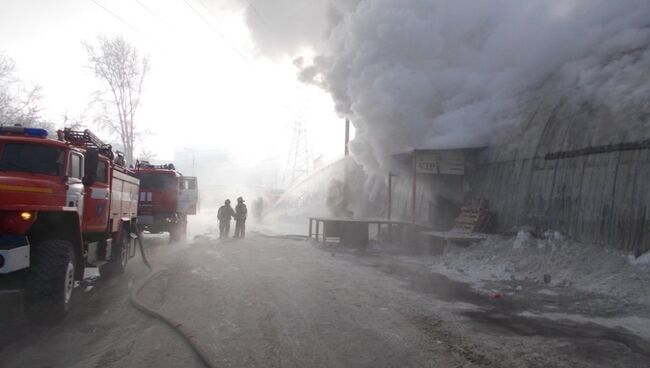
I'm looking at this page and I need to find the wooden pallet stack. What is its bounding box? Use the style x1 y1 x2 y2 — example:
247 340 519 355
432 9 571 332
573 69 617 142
453 199 491 233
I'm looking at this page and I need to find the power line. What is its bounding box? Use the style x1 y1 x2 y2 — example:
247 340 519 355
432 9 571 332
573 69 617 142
93 0 250 62
243 0 271 30
134 0 176 30
181 0 249 62
89 0 151 40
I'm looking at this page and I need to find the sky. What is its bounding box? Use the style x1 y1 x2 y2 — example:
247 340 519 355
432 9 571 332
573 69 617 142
0 0 345 181
3 0 647 182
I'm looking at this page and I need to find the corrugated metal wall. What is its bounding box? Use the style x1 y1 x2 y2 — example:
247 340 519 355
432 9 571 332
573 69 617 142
471 96 650 253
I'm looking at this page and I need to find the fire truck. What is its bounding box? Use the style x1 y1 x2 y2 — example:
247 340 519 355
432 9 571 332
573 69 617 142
0 126 139 324
134 162 198 242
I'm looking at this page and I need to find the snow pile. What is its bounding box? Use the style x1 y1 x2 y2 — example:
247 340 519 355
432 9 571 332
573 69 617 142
430 234 650 306
629 252 650 267
512 231 533 249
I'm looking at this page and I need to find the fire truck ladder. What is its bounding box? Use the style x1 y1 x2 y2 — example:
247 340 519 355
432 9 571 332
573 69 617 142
61 128 115 160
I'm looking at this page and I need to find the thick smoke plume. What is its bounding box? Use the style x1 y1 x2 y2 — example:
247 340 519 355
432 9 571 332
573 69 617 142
239 0 650 169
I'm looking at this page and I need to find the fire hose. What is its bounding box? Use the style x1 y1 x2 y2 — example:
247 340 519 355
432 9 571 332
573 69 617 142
251 230 308 241
129 228 215 368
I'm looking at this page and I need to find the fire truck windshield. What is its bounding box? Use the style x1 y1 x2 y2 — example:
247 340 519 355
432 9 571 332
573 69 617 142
137 173 177 189
0 143 65 176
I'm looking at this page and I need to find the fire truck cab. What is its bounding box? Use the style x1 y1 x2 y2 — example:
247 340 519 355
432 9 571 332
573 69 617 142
134 162 198 242
0 126 139 324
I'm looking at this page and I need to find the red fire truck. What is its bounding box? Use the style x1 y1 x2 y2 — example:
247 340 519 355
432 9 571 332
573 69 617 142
134 162 198 242
0 126 139 324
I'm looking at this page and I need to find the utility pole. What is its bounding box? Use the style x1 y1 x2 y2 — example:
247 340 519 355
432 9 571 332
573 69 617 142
344 118 350 156
343 118 351 219
388 173 395 220
412 152 417 224
388 172 396 240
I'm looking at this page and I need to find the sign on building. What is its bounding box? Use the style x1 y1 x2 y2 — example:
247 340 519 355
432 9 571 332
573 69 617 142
415 150 465 175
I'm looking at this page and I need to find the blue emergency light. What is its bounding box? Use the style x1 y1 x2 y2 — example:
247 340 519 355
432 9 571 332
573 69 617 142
0 126 48 138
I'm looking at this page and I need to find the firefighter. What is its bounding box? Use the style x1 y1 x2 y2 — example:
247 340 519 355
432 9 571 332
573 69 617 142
217 199 235 239
234 196 248 238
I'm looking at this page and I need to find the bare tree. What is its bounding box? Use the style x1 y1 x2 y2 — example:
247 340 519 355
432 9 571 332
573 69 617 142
62 112 87 130
85 36 149 164
136 149 157 163
0 52 46 128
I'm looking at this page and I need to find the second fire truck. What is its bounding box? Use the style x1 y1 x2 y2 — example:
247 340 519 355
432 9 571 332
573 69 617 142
134 162 198 242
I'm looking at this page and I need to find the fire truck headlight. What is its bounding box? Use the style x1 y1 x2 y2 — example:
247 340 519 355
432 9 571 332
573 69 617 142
20 211 33 221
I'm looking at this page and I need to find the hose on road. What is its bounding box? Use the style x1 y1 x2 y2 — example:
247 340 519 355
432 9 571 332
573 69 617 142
251 231 309 241
129 229 215 368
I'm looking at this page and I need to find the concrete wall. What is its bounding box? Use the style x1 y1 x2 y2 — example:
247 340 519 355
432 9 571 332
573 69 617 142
470 91 650 253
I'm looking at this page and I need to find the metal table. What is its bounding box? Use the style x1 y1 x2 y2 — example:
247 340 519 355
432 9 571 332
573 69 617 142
308 217 412 247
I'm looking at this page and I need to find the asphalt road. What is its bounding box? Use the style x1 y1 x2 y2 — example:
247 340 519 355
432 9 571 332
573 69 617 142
1 233 649 367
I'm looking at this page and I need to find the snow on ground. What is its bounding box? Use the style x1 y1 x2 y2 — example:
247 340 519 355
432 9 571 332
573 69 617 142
427 231 650 307
629 251 650 266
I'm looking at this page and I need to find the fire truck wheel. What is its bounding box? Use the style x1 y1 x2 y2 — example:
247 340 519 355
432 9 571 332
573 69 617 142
169 221 187 243
181 218 188 238
24 240 76 325
169 224 179 243
99 230 129 278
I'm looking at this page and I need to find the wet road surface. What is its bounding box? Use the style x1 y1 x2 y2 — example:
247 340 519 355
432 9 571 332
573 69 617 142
1 233 649 367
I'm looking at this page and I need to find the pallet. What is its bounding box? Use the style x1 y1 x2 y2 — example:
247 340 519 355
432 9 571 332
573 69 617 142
453 199 491 233
421 199 491 253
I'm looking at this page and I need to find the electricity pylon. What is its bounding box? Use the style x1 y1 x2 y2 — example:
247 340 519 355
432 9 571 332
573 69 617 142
283 121 310 188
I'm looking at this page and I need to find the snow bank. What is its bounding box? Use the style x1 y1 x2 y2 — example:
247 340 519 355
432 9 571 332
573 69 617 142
429 233 650 306
629 252 650 267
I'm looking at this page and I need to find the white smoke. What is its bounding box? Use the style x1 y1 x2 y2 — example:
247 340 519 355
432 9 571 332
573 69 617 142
238 0 650 168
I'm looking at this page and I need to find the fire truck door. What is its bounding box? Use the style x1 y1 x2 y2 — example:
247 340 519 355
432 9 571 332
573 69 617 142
66 152 85 215
84 159 110 232
177 176 198 215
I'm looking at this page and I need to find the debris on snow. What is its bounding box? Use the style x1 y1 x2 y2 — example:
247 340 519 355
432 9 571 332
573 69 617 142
513 231 533 249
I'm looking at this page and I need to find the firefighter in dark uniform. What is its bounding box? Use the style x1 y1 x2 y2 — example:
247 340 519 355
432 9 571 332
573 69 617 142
234 196 247 238
218 199 235 239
